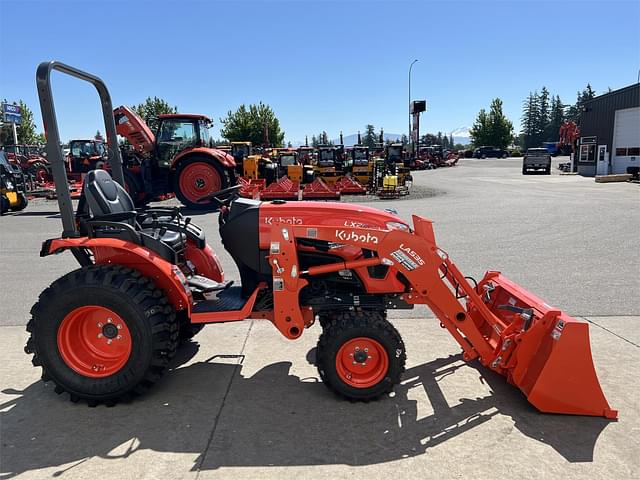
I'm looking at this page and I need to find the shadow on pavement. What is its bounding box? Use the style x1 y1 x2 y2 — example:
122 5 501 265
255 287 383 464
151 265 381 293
0 345 611 478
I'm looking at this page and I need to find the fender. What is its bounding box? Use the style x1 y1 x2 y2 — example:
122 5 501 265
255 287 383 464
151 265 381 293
171 147 236 169
43 237 192 313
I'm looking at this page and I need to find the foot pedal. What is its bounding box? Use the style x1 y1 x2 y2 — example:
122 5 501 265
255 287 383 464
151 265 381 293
187 275 233 293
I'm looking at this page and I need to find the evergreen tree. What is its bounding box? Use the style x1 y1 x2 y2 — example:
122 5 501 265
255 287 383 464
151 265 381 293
566 84 596 121
538 87 550 138
436 131 443 145
521 91 541 149
449 133 454 148
311 135 318 147
546 95 565 142
362 124 376 148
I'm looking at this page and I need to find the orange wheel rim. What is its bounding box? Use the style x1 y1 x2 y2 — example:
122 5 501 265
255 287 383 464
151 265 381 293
335 337 389 388
179 162 222 204
57 306 132 378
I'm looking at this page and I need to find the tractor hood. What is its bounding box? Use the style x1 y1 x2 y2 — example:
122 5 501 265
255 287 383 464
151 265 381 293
258 200 410 247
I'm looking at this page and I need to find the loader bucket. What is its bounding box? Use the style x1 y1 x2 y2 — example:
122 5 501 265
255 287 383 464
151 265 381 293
470 272 617 419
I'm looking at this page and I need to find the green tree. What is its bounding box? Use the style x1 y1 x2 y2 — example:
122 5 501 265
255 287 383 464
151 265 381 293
132 96 178 132
362 124 376 148
566 84 596 122
546 95 565 142
421 133 437 146
449 133 454 148
311 135 318 147
470 98 513 149
521 91 541 149
436 131 443 145
538 87 550 138
220 102 285 147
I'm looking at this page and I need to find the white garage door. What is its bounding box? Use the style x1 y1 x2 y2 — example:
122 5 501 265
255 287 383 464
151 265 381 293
612 107 640 174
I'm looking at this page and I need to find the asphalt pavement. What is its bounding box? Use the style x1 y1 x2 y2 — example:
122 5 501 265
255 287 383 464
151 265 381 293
1 157 638 479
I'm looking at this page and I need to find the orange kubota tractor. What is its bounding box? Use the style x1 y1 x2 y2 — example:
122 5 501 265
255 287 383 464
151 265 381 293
113 105 236 210
26 62 616 419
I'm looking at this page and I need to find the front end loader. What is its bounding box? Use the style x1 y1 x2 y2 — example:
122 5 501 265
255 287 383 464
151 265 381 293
26 61 616 419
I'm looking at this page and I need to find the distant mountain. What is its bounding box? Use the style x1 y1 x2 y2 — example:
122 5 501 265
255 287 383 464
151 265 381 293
291 132 404 147
291 128 470 147
450 126 471 145
334 133 404 146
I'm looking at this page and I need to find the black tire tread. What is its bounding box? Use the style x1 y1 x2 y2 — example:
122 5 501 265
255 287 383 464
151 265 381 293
316 310 406 401
25 265 179 405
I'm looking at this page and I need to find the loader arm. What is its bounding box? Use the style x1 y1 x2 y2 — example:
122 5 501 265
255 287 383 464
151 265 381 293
266 215 617 419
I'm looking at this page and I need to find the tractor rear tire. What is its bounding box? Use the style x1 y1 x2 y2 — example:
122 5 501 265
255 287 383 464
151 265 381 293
174 155 229 211
316 310 405 401
9 193 28 212
25 265 179 405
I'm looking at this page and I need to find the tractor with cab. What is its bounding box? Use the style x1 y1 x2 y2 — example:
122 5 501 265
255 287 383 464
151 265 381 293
113 105 236 210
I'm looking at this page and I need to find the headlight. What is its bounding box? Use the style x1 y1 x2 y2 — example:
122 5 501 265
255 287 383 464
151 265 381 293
386 221 409 231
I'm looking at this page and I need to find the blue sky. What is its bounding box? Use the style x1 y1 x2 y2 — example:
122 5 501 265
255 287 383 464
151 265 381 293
1 0 638 143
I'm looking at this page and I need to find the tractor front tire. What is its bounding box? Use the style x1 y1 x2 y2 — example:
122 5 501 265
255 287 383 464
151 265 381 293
25 265 179 405
174 155 229 210
316 310 405 401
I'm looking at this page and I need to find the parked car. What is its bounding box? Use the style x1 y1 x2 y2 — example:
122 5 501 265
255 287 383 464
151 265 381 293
522 148 551 175
473 146 509 159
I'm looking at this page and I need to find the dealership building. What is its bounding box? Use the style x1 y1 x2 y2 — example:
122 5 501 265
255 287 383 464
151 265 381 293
577 83 640 176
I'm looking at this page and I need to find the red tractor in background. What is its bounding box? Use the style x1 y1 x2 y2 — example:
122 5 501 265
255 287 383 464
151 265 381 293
114 106 236 209
5 144 51 183
67 139 107 174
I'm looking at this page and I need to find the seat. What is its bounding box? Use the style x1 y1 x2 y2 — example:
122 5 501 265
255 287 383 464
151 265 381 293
83 170 186 257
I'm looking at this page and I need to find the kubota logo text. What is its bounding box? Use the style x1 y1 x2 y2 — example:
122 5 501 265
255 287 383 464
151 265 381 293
335 229 379 244
264 216 302 225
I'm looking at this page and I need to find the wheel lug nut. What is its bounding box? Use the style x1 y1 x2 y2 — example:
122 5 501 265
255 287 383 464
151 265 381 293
352 361 357 365
368 355 372 359
117 335 122 340
97 333 103 338
355 347 360 351
117 324 122 330
107 339 112 345
349 353 353 357
97 322 103 328
107 318 112 323
364 348 369 352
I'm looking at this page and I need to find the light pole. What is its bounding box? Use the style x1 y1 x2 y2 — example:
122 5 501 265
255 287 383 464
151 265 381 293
408 59 418 154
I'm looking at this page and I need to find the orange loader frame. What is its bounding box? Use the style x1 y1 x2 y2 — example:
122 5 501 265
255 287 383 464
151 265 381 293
264 215 617 419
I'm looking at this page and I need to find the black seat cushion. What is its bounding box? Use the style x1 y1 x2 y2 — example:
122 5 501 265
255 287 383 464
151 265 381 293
83 170 185 258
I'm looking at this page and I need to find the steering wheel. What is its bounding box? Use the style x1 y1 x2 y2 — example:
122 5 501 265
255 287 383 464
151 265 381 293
197 184 242 208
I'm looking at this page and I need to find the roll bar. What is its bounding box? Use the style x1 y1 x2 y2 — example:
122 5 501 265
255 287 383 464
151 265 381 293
36 61 124 237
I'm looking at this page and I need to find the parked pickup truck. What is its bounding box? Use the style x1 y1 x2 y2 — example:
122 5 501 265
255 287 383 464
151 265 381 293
522 148 551 175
